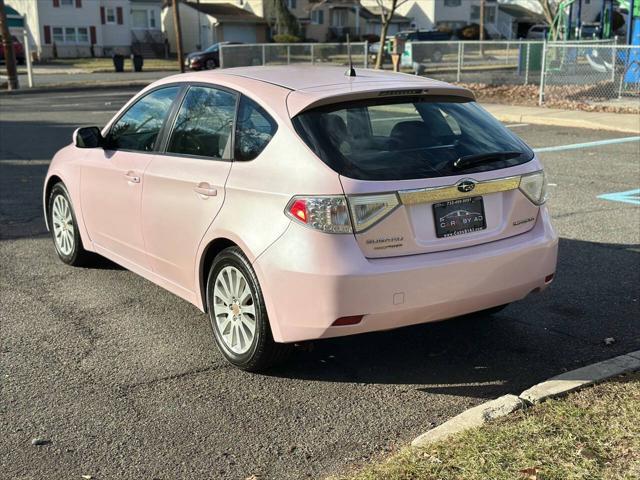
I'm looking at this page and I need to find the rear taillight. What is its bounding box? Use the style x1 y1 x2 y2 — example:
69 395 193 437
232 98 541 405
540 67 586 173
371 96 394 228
519 171 548 205
348 193 399 233
286 193 400 234
285 196 352 233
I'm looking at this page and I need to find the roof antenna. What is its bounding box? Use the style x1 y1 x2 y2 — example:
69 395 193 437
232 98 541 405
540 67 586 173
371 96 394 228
345 33 356 77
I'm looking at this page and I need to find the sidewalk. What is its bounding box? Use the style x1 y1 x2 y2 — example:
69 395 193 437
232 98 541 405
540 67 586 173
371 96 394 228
0 70 174 93
484 103 640 135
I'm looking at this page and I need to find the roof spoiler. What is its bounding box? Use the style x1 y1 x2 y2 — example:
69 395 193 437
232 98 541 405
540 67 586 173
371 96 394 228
287 85 476 117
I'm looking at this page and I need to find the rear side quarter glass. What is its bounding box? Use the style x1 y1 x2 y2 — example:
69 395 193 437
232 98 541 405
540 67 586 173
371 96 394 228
234 95 278 162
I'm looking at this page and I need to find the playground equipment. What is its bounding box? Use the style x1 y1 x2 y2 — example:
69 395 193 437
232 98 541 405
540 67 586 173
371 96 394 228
548 0 618 41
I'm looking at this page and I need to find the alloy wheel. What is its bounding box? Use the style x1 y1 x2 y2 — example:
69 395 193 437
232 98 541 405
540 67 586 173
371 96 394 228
212 266 257 355
51 194 75 256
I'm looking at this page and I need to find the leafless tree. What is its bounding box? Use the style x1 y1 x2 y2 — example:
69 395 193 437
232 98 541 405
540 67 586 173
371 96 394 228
374 0 409 69
536 0 562 39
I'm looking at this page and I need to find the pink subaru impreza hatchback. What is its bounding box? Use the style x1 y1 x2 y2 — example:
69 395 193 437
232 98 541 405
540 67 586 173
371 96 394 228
44 66 558 371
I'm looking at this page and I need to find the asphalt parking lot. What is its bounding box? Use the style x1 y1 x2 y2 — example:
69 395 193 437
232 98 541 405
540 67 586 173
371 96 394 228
1 88 639 480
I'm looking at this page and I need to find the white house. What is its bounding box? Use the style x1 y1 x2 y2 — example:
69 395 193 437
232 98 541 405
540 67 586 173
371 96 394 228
8 0 164 59
161 1 268 54
360 0 606 39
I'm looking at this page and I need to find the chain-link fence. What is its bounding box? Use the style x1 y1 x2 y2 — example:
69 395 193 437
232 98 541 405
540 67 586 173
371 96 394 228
404 40 541 85
219 42 368 69
405 39 617 86
540 43 640 108
217 39 638 112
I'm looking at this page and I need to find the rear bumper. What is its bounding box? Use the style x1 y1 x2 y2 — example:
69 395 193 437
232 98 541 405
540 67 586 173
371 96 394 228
254 207 558 343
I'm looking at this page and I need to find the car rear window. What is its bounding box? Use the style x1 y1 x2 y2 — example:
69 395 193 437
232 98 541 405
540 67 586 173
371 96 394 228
292 96 534 181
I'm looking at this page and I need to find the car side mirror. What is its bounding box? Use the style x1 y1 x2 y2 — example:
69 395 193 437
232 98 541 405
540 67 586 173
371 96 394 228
73 126 104 148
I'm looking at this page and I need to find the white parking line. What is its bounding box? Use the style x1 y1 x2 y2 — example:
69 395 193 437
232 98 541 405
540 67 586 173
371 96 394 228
506 123 530 128
534 136 640 153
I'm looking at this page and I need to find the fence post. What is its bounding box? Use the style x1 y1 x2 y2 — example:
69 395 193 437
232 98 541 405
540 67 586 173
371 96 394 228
287 45 290 64
262 44 266 66
617 46 626 99
506 40 510 64
23 27 34 88
311 44 315 64
524 42 530 85
611 36 617 83
456 42 462 82
219 45 225 69
364 41 368 68
538 40 547 106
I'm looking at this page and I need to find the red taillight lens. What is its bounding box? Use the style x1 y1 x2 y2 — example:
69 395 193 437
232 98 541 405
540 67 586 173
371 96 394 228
289 199 308 223
285 195 352 233
332 315 363 326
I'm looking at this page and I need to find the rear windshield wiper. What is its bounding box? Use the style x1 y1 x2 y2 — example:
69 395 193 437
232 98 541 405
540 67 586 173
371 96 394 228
453 151 523 170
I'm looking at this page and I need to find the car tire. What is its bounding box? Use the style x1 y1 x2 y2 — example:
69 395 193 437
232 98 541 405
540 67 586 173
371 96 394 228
48 182 93 266
206 246 290 372
205 59 217 70
431 49 443 63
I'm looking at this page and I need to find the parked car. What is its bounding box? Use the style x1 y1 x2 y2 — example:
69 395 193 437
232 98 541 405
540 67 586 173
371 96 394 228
526 24 549 39
185 41 242 70
0 35 25 65
396 29 453 62
44 66 558 371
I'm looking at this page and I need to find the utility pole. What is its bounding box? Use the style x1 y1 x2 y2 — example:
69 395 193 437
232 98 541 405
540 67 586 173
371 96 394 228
172 0 185 73
479 0 485 57
0 0 19 90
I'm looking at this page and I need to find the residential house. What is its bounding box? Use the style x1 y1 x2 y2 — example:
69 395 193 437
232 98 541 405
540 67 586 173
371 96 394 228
303 0 411 41
161 1 268 54
190 0 410 42
8 0 164 59
360 0 606 40
359 0 506 36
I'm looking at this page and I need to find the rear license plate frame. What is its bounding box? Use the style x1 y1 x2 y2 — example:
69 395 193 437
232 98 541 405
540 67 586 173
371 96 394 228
433 196 487 238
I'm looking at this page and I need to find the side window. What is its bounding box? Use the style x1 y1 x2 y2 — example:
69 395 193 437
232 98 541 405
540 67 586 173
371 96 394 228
234 96 278 161
108 87 179 152
167 86 237 159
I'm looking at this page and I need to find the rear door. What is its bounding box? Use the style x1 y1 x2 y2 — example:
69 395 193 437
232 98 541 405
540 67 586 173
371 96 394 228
141 85 237 292
293 96 542 259
342 101 540 258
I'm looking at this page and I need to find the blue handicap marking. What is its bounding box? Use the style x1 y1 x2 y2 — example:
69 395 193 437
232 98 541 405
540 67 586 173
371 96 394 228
598 189 640 205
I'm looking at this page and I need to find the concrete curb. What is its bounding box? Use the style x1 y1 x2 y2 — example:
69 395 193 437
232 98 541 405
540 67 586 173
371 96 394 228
411 394 525 447
411 350 640 448
488 110 640 135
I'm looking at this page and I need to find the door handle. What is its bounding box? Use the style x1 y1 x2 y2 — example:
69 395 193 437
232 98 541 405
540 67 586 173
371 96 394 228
194 182 217 197
124 171 140 184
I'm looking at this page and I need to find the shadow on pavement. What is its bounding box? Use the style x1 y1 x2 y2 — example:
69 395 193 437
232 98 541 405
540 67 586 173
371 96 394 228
266 236 639 396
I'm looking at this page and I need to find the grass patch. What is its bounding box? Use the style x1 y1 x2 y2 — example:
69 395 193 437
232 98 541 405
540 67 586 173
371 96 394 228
337 373 640 480
43 57 180 72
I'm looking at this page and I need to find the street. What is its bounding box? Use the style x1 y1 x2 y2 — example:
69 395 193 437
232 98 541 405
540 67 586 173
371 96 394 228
1 88 639 479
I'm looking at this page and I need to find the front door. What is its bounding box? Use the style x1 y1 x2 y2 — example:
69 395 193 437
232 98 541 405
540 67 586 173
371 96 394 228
80 86 180 269
142 85 237 291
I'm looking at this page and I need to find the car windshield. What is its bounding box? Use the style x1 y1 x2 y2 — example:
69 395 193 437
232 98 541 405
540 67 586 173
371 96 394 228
204 43 220 53
292 96 534 181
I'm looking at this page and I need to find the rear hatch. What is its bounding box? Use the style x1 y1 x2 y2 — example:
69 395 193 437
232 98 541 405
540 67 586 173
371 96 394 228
292 93 545 258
